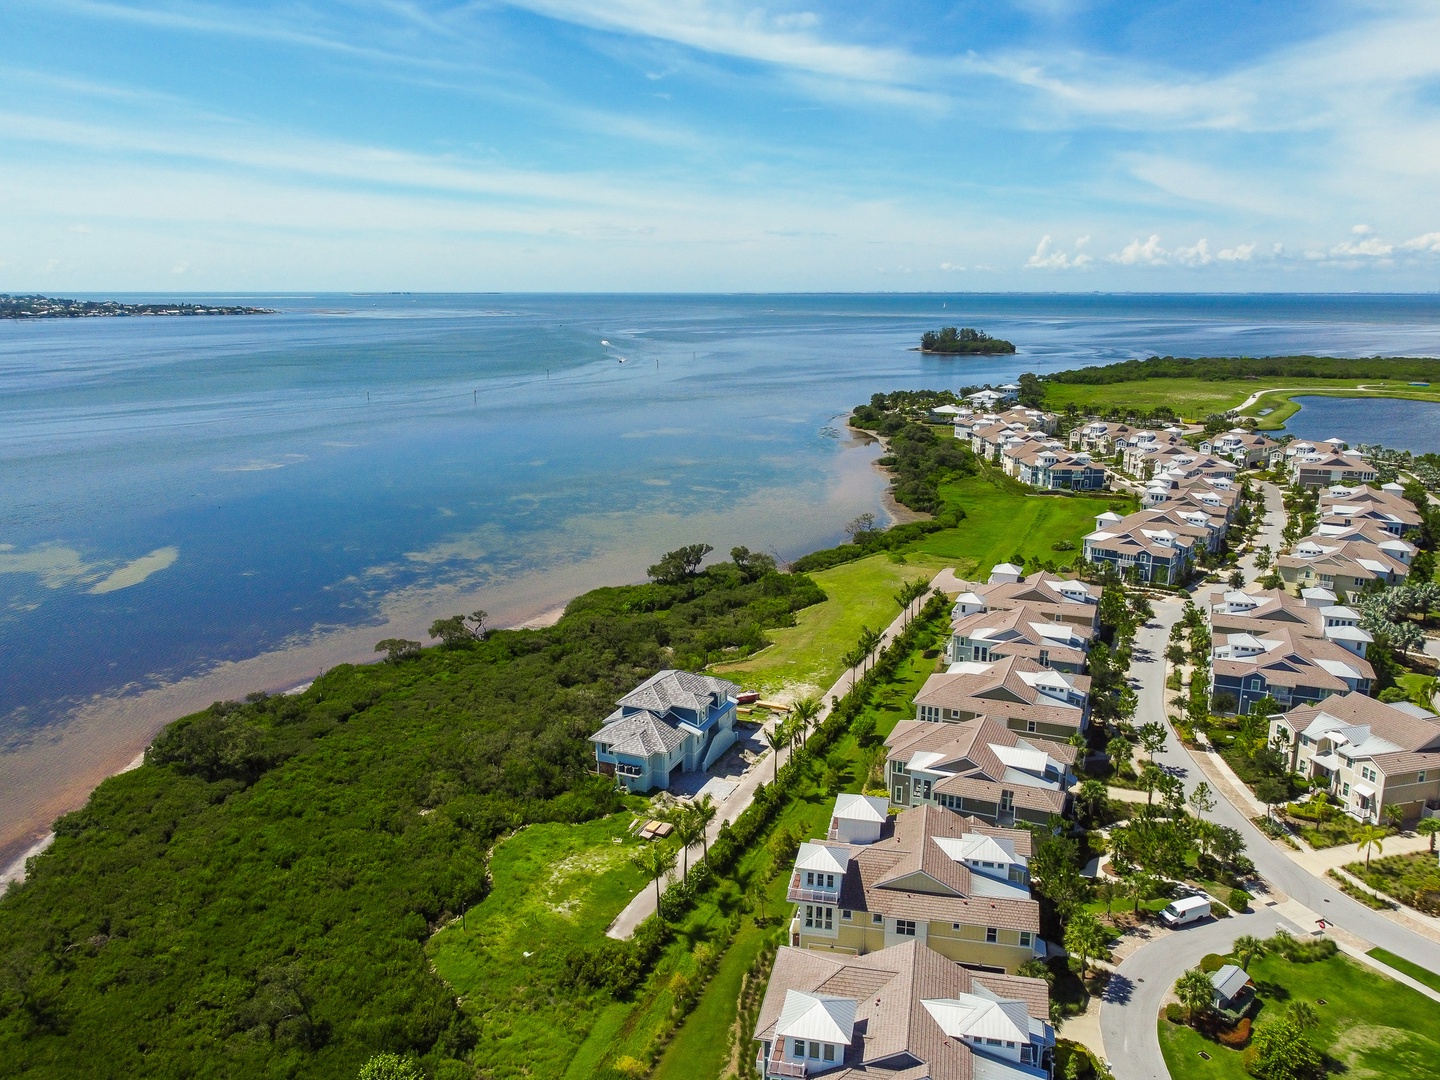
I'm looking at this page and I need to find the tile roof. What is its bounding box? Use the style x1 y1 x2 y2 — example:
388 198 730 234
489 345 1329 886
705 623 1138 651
754 941 1052 1080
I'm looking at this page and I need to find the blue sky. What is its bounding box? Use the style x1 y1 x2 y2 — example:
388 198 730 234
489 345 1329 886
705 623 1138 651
3 0 1440 291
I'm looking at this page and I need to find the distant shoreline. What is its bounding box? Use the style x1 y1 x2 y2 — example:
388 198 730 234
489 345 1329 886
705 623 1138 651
1 294 276 319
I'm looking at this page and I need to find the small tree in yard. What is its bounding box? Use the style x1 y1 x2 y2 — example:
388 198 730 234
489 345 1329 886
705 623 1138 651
1233 934 1267 971
1108 734 1135 775
1255 777 1290 820
1063 912 1109 979
1418 817 1440 853
1384 803 1404 830
692 794 718 863
1358 823 1386 868
1175 967 1214 1026
1137 721 1168 761
1247 1018 1324 1080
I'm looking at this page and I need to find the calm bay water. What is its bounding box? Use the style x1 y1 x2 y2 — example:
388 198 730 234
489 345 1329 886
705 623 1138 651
1283 394 1440 454
2 292 1439 865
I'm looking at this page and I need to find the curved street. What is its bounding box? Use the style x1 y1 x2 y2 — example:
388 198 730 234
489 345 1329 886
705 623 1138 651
1098 483 1440 1077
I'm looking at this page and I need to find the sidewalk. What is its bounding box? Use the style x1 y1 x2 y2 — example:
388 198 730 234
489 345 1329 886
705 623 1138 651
605 568 958 939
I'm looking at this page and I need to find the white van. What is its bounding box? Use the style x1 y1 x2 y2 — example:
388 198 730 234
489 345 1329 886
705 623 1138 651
1159 895 1212 928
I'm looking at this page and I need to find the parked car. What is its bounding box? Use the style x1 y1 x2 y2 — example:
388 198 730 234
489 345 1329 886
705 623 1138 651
1159 895 1212 928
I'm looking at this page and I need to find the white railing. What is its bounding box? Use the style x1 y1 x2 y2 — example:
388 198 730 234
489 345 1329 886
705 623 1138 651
759 1046 808 1078
787 874 840 904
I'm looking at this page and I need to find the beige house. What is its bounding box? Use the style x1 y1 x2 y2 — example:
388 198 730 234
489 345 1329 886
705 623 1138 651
786 802 1044 973
1277 530 1412 596
1291 449 1378 488
1272 692 1440 825
753 940 1055 1080
913 655 1090 741
1207 586 1374 658
886 717 1074 825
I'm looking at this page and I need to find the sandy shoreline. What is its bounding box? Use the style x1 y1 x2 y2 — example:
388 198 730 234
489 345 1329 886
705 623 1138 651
0 569 593 882
1 437 894 884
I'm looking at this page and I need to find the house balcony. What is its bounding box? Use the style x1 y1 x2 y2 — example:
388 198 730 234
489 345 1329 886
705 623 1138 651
787 874 841 905
757 1044 809 1078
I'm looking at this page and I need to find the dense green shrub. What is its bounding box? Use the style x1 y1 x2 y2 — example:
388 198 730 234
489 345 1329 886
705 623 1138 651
1165 1002 1185 1024
1229 888 1253 912
1201 954 1228 973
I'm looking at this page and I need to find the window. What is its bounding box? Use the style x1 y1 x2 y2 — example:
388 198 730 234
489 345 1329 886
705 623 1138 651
804 906 833 930
873 914 884 925
1021 1045 1033 1063
808 1042 821 1059
823 1045 836 1062
1019 931 1033 948
1026 720 1037 733
1420 772 1428 783
986 1038 1002 1046
952 922 961 930
986 927 998 943
842 910 851 919
792 1038 805 1057
893 787 905 804
896 920 916 937
1000 790 1015 813
1343 783 1350 796
1039 649 1050 668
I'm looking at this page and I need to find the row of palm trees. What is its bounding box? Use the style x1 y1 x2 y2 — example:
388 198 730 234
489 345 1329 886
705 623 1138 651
763 696 822 783
629 793 721 911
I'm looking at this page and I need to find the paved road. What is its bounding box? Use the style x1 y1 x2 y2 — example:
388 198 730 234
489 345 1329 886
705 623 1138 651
1103 597 1440 1078
1235 481 1285 582
1100 907 1290 1080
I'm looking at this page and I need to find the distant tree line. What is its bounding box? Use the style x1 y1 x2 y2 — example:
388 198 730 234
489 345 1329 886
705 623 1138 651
1044 354 1440 385
919 326 1016 354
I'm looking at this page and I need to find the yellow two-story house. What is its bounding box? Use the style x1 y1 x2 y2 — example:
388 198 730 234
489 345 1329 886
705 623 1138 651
787 799 1043 974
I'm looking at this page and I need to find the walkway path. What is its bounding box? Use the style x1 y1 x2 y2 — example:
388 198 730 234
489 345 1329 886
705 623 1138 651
605 568 957 939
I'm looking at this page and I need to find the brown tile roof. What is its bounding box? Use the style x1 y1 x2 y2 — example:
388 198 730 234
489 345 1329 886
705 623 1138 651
1281 692 1440 754
754 942 1051 1080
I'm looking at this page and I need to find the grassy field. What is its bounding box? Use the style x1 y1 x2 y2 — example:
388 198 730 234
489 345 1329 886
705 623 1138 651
1368 947 1440 994
1158 951 1440 1080
711 553 938 697
1040 377 1440 427
428 815 650 1080
906 472 1127 573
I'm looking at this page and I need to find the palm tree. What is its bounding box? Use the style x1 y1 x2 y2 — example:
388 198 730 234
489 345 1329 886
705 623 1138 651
1358 823 1386 868
1063 912 1109 979
692 794 718 864
791 696 821 748
632 843 678 916
1233 935 1267 971
1418 817 1440 853
1175 967 1214 1026
764 722 788 784
1139 761 1166 806
670 807 703 878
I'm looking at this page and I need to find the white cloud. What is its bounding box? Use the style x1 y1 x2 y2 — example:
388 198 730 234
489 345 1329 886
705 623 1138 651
1174 238 1212 266
938 261 965 271
1024 234 1091 269
1402 231 1440 253
1330 232 1393 256
1109 234 1167 265
1217 243 1255 261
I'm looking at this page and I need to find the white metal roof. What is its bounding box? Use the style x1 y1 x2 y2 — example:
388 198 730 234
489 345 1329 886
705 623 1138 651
832 793 889 823
794 842 850 875
922 994 1031 1043
775 990 857 1043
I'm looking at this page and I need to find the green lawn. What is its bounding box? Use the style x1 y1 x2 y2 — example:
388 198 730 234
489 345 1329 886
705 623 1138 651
1368 948 1440 995
1159 951 1440 1080
904 472 1127 575
711 553 936 697
427 815 649 1080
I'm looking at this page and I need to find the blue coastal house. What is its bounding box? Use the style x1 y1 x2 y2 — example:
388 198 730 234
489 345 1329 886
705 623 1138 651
590 670 741 792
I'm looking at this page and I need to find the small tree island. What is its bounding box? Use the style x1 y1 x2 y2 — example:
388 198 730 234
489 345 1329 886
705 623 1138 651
919 326 1015 355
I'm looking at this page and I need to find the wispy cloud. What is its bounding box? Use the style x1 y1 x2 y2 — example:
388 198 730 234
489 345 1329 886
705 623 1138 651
1023 234 1091 270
